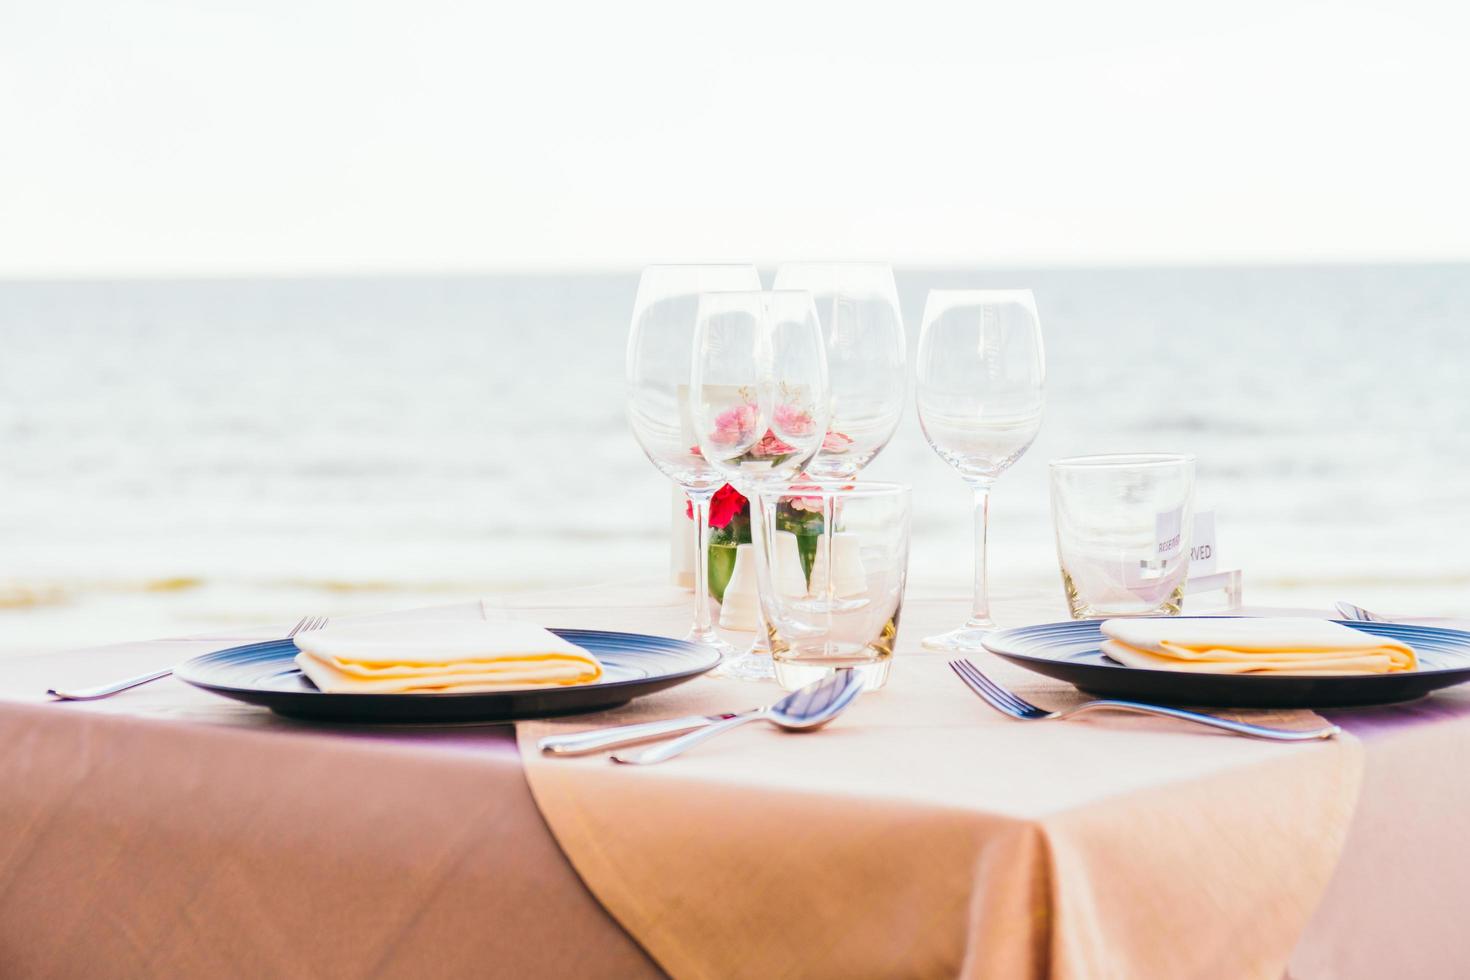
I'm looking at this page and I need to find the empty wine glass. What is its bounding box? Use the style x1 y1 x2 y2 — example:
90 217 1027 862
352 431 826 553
915 289 1045 649
690 290 829 680
627 264 761 656
773 264 906 657
771 263 906 479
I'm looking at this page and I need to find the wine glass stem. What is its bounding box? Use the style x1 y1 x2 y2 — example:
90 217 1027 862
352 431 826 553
822 492 837 598
970 484 991 624
687 489 715 637
744 483 773 653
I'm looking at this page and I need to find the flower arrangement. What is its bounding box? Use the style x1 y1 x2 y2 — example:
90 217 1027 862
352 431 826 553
689 483 824 602
704 403 809 466
686 423 852 601
684 483 826 547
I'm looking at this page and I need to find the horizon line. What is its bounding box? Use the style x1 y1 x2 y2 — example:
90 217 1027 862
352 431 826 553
2 255 1468 284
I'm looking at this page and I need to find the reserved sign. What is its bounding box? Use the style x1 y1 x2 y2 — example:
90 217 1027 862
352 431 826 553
1190 510 1217 575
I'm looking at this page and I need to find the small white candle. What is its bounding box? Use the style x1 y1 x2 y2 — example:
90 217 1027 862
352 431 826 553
772 530 808 597
719 543 760 631
808 532 867 598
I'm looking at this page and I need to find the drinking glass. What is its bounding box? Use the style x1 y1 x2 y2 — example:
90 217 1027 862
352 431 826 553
752 482 911 693
915 289 1045 649
1050 453 1195 618
771 263 906 479
773 263 906 666
627 264 761 656
690 290 829 680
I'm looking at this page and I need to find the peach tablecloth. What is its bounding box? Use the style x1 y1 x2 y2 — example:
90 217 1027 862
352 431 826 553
0 600 665 979
519 596 1364 980
2 587 1470 978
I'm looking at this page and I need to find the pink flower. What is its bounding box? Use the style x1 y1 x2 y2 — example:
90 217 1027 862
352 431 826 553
821 430 853 454
773 404 814 437
782 477 824 512
709 404 759 446
751 430 796 458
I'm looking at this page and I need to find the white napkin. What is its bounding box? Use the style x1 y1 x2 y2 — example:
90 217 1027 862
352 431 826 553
1100 617 1416 675
293 620 602 693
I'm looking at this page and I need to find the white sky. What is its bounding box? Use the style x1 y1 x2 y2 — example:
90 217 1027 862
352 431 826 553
1 0 1468 276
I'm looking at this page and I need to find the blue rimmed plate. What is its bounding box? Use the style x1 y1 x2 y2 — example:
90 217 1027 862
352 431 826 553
175 628 720 723
982 618 1470 707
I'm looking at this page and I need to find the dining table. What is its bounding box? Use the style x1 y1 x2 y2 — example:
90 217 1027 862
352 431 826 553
2 582 1469 979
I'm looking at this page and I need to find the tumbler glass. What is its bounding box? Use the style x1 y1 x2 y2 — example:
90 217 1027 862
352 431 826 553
751 482 911 692
1049 453 1195 618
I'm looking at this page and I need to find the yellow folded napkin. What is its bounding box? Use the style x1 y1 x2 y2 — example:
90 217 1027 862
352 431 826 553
293 621 602 693
1100 617 1416 675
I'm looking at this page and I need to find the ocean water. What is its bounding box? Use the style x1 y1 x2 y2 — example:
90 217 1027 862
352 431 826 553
1 265 1468 653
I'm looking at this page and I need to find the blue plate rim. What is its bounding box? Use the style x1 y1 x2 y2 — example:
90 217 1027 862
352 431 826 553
981 617 1470 681
175 626 722 700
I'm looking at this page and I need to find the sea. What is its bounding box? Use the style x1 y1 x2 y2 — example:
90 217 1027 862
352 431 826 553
2 265 1468 654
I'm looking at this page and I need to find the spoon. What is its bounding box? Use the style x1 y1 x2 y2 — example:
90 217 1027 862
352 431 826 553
538 713 740 756
611 669 867 765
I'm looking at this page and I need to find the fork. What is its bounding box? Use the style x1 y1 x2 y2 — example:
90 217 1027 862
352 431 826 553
48 615 330 701
947 658 1340 741
1333 601 1387 623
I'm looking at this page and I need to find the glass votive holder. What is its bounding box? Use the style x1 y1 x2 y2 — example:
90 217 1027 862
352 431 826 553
1049 453 1195 619
752 482 911 691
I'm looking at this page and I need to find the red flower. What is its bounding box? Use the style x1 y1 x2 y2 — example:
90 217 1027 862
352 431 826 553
685 484 750 528
709 484 748 528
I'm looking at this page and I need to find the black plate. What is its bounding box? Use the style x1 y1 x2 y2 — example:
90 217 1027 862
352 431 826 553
981 618 1470 707
175 628 720 723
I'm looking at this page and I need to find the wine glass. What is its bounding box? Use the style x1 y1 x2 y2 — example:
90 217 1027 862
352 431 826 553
690 290 829 680
626 264 761 656
773 263 906 630
915 289 1045 649
771 263 906 480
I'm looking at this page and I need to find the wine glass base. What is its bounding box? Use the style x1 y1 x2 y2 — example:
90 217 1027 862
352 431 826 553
921 623 997 652
684 628 736 660
711 652 776 682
